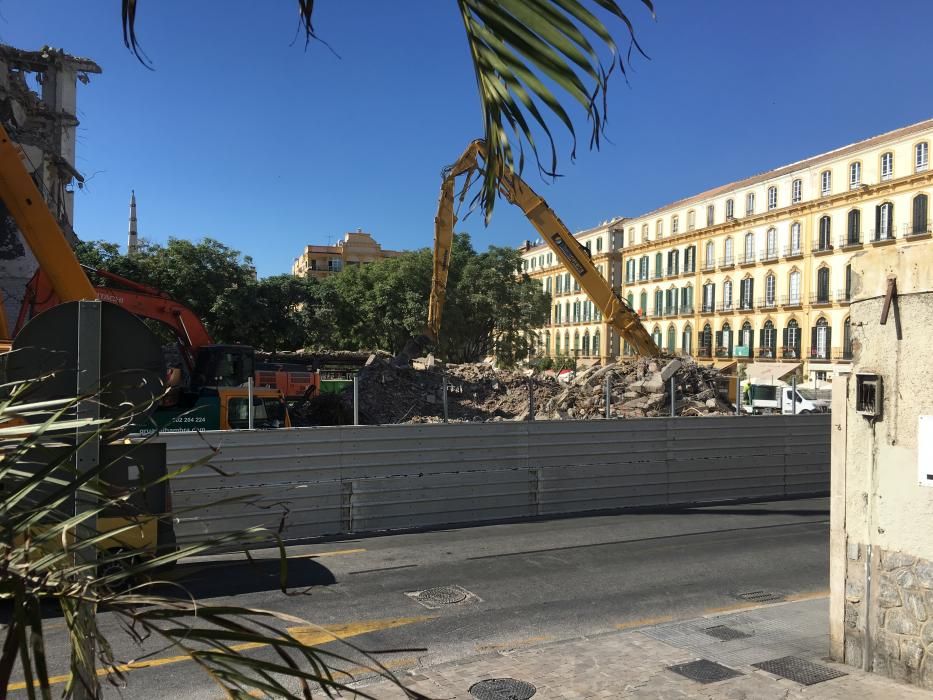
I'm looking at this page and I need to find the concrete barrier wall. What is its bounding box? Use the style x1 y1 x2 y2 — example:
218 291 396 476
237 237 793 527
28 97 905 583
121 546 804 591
160 414 831 546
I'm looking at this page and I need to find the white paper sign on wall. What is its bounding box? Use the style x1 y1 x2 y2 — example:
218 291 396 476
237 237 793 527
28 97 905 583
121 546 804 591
919 415 933 487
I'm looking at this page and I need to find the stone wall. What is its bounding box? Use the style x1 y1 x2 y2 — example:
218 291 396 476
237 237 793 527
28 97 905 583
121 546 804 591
844 544 933 687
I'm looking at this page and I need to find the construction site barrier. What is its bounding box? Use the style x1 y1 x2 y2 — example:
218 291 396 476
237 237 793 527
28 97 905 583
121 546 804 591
160 414 830 547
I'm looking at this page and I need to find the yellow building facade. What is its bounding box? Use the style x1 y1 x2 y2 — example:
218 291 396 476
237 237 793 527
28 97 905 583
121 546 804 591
292 230 401 279
521 118 933 380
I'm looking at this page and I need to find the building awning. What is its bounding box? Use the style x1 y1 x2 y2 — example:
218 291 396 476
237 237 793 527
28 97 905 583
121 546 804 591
745 361 800 383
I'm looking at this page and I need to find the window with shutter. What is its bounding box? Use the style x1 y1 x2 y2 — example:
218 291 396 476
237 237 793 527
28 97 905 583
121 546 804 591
766 274 775 306
819 216 831 249
848 209 860 244
792 178 802 203
913 194 929 234
881 152 893 180
791 222 801 253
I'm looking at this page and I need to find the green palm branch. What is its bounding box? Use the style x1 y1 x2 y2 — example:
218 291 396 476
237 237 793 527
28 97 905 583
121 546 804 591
120 0 654 221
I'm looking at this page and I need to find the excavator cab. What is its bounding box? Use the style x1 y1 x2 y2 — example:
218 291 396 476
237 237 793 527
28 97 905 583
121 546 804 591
192 345 255 390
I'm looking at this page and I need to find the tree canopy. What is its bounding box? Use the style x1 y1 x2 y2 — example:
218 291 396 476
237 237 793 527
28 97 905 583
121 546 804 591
77 234 549 364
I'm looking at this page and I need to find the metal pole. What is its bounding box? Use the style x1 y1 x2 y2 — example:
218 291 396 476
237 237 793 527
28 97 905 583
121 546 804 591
527 377 535 421
353 373 360 426
605 372 611 419
442 375 449 423
247 376 254 430
670 375 676 417
735 376 741 416
74 300 101 700
792 374 798 415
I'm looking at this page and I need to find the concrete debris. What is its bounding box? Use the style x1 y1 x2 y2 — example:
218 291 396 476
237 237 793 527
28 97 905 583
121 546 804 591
336 355 734 425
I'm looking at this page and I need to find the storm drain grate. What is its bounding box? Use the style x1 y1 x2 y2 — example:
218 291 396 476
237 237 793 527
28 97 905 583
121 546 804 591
469 678 536 700
667 659 742 684
703 625 753 641
405 585 478 609
735 590 785 603
753 656 847 685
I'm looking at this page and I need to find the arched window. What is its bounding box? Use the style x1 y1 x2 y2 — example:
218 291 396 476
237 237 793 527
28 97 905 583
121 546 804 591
913 193 929 234
726 198 735 219
700 323 712 356
656 219 664 238
596 237 603 252
627 292 634 307
545 277 552 293
744 232 755 262
544 331 551 355
717 322 733 357
740 320 754 355
667 325 676 353
640 291 648 316
768 186 777 210
792 178 802 203
724 237 734 265
682 324 693 355
849 161 861 188
681 284 694 312
761 320 776 358
821 169 832 196
582 332 590 357
789 270 801 305
641 223 649 242
672 215 679 234
813 317 830 360
593 330 601 357
746 192 755 215
655 252 663 278
784 319 800 358
790 222 801 254
555 332 561 354
875 202 894 240
573 330 580 355
654 289 663 316
816 267 830 303
670 249 680 275
881 151 893 180
765 273 776 306
652 325 662 348
705 241 715 267
766 227 777 259
818 215 832 250
847 209 861 245
565 301 570 322
843 318 852 359
685 245 696 272
723 279 733 310
917 142 929 172
702 282 715 312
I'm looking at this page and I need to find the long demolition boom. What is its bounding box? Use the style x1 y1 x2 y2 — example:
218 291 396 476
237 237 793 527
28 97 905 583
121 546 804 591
398 140 658 363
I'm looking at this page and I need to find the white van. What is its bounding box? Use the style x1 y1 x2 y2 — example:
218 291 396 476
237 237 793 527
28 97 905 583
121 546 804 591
740 382 830 415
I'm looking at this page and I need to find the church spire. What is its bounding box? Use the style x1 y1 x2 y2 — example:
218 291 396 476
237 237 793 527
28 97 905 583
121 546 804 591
127 190 138 254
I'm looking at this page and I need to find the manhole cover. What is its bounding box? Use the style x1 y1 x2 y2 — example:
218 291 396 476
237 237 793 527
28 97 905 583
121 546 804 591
753 656 847 685
703 625 753 641
736 590 784 603
469 678 536 700
405 585 478 609
667 659 742 684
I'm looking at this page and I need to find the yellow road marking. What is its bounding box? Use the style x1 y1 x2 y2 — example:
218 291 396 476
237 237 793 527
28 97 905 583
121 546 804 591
615 615 675 630
476 635 552 652
290 547 366 559
7 615 432 692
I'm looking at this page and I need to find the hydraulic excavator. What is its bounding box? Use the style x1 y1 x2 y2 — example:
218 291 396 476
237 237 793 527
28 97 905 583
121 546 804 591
396 140 659 365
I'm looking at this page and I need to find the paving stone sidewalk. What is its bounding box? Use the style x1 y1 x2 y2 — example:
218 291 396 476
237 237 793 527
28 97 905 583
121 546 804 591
361 598 930 699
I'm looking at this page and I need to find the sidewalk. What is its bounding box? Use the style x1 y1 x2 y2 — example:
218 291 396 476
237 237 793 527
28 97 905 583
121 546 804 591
362 597 929 699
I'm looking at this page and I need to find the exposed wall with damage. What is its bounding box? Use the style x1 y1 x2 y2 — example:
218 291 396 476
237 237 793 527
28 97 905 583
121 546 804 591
829 241 933 688
0 44 100 326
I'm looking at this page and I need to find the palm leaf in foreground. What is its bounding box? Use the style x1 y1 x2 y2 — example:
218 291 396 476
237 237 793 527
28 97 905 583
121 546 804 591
0 377 430 698
119 0 654 221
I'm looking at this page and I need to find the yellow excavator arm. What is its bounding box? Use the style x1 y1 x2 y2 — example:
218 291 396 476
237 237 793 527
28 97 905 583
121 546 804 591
397 140 658 363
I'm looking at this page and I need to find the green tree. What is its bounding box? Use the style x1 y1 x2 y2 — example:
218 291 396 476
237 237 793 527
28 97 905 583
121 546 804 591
120 0 653 221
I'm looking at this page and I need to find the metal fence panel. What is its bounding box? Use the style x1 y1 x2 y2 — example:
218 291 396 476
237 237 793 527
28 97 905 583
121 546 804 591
159 414 830 547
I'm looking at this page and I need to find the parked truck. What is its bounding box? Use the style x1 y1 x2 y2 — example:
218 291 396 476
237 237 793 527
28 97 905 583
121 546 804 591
739 380 830 415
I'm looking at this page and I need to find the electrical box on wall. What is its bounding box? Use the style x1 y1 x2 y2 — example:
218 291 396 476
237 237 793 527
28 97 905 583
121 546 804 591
856 373 882 418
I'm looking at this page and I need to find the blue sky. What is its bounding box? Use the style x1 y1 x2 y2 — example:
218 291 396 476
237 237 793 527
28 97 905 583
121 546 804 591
4 1 933 277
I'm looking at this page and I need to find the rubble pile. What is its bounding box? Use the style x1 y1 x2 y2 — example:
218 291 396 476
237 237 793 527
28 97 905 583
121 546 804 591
337 355 734 425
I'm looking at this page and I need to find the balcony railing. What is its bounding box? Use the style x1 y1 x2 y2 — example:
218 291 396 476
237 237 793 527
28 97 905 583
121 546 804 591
757 347 778 359
680 305 695 316
812 240 834 254
738 300 755 312
782 295 803 308
808 348 831 362
715 346 732 358
869 229 896 243
666 269 680 279
906 221 932 237
719 256 735 269
739 252 757 265
837 290 852 304
839 233 862 249
701 303 715 313
760 249 780 263
833 347 854 361
782 346 802 359
701 261 716 272
810 292 833 306
783 245 804 259
697 346 712 358
653 271 663 279
717 302 734 313
758 297 778 310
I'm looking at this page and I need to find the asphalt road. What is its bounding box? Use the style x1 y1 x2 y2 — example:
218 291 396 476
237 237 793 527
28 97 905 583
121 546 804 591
8 497 830 698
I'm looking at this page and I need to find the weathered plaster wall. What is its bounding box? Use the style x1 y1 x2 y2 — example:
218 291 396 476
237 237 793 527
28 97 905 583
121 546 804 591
831 241 933 688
